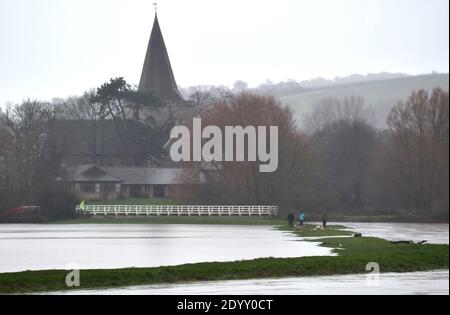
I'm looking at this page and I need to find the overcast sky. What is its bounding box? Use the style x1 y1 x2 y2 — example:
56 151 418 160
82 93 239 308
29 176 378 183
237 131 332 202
0 0 448 106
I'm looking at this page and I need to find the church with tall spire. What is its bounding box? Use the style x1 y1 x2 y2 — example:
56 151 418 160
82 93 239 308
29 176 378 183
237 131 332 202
139 10 193 126
56 8 199 198
51 9 197 169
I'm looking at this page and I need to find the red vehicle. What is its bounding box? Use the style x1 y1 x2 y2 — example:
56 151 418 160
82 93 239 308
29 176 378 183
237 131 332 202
0 206 42 222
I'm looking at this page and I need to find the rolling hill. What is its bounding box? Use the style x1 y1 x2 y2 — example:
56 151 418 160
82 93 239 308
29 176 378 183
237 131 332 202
281 73 449 129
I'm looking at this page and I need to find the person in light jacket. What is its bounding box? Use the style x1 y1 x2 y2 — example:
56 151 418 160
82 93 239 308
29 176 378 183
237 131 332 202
299 212 305 226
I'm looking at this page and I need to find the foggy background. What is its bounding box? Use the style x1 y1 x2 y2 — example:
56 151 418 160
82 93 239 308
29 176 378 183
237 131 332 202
0 0 449 106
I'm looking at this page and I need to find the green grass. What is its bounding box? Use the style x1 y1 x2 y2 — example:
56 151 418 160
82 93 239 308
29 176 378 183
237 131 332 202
0 236 447 294
86 198 179 206
53 216 285 226
0 222 447 294
279 225 353 237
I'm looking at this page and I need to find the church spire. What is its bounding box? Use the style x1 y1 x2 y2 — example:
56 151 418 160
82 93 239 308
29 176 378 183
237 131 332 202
138 13 183 101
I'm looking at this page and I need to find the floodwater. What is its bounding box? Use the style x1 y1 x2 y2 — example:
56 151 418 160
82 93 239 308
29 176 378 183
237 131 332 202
0 224 332 273
341 222 449 244
1 222 448 295
53 270 449 295
0 223 448 274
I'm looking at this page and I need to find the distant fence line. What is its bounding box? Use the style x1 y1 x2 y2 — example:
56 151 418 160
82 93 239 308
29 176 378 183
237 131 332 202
75 205 279 217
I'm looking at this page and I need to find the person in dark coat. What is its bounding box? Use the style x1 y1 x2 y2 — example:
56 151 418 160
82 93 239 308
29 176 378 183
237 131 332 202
287 213 295 229
322 214 328 229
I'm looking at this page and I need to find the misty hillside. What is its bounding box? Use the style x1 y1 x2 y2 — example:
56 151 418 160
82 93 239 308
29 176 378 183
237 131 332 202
298 72 411 89
282 73 449 128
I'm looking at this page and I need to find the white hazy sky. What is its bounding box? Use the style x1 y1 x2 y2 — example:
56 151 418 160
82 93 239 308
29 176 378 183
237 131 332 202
0 0 449 106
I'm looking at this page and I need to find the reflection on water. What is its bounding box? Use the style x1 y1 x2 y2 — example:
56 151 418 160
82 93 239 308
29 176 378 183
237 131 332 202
52 271 449 295
1 223 448 295
0 224 333 273
341 222 449 244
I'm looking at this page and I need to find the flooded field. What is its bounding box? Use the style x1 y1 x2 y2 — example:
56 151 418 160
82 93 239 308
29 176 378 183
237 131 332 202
0 224 332 273
54 270 449 295
1 222 448 295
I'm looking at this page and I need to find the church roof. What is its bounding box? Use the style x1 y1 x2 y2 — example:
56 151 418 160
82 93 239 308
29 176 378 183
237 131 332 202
139 15 184 102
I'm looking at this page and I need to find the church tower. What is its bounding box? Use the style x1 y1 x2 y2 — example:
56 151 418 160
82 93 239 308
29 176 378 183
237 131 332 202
139 11 193 126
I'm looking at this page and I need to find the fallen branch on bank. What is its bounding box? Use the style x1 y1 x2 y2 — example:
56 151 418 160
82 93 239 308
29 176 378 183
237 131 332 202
390 240 428 245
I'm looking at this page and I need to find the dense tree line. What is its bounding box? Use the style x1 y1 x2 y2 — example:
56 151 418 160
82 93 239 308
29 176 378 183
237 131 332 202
0 100 77 220
385 89 449 215
178 94 314 211
0 78 166 219
0 82 448 220
180 89 449 220
57 78 167 166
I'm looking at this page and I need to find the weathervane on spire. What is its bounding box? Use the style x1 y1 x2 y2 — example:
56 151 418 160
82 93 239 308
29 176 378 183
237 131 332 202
153 2 158 16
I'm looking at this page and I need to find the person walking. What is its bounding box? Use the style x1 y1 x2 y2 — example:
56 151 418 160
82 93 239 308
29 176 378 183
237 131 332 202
79 200 86 215
287 213 295 229
322 214 328 229
299 212 305 227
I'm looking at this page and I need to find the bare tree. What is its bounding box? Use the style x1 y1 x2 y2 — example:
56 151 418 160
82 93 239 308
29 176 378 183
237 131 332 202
55 90 108 165
304 96 374 134
0 100 79 218
0 111 12 209
386 88 449 214
233 80 249 94
60 90 103 121
188 87 234 117
306 96 378 211
178 93 314 212
1 101 55 195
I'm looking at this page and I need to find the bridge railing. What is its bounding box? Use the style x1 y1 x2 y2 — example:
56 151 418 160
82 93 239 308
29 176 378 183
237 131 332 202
75 205 279 217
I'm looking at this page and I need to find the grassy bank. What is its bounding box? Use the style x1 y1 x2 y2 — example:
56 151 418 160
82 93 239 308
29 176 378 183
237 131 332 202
305 215 449 224
51 213 449 225
0 227 448 294
53 215 285 226
278 224 354 237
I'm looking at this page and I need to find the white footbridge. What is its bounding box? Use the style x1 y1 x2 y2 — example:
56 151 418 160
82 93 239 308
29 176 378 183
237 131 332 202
76 205 279 217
